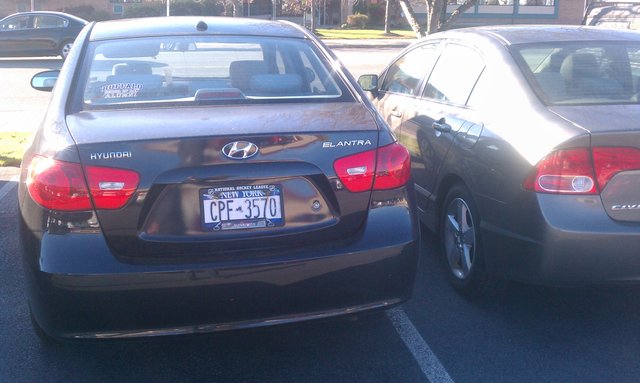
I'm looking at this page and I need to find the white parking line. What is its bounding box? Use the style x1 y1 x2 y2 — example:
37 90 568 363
387 307 455 383
0 176 18 202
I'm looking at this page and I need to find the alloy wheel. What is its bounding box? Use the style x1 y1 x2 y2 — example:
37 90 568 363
61 42 73 59
443 197 476 280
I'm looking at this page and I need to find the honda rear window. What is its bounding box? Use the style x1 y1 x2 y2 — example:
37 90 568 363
515 41 640 105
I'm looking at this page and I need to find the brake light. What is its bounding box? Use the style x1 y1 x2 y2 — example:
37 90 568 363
333 143 410 192
27 155 92 211
592 147 640 191
523 148 597 194
84 165 140 209
524 147 640 194
373 142 411 190
333 149 375 192
27 155 139 211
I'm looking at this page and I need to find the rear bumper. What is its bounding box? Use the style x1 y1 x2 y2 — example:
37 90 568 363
23 204 419 339
483 194 640 285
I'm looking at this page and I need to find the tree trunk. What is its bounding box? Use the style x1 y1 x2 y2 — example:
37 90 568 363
398 0 425 38
228 0 242 17
310 0 317 33
384 0 391 34
425 0 446 34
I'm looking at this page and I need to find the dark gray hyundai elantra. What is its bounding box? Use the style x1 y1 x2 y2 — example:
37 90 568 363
18 16 418 340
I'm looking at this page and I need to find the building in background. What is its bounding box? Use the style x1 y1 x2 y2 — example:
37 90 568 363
442 0 589 27
1 0 594 27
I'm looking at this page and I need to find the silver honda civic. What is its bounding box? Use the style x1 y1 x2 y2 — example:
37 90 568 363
360 25 640 295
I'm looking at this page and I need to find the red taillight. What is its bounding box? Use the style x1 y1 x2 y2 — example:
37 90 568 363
592 147 640 191
27 155 139 211
523 148 597 194
333 149 375 192
524 146 640 194
333 143 410 192
27 155 92 211
373 142 411 190
84 165 140 209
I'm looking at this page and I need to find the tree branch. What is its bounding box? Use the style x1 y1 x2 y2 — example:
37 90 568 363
445 0 478 29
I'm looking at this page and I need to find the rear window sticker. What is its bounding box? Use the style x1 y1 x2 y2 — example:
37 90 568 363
101 83 143 99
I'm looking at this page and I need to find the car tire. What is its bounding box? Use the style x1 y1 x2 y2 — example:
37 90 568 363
440 183 496 297
59 40 74 60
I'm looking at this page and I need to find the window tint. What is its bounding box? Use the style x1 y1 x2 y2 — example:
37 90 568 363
517 42 640 105
33 15 68 29
423 43 485 105
81 36 347 109
381 44 438 96
1 15 30 30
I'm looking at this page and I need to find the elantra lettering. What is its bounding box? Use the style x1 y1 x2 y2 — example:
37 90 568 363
322 140 372 148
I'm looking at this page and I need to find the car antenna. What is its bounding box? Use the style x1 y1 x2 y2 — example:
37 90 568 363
196 21 208 32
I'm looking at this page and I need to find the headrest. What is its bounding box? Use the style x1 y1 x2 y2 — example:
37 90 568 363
112 62 153 75
248 74 302 95
229 60 267 90
560 53 600 81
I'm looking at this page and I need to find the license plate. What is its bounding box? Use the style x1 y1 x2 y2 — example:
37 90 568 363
200 184 284 231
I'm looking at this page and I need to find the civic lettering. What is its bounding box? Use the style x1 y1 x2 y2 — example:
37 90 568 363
612 204 640 211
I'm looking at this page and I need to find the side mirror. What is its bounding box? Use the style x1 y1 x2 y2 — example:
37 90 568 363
31 70 60 92
357 74 379 92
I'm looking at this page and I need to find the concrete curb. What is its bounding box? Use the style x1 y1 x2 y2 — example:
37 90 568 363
0 167 20 182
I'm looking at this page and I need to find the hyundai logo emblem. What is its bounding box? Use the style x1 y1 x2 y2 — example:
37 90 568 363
222 141 259 160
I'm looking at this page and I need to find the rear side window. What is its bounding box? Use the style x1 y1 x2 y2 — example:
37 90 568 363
516 42 640 105
380 43 438 96
80 36 347 109
422 43 485 105
33 15 68 28
0 15 30 30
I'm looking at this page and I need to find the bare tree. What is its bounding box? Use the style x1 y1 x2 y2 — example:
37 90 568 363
399 0 478 37
385 0 392 34
310 0 317 33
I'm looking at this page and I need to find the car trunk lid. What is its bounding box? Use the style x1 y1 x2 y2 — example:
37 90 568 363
66 103 381 259
550 105 640 222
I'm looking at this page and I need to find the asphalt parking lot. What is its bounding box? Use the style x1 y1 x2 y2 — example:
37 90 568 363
3 50 640 382
4 171 640 382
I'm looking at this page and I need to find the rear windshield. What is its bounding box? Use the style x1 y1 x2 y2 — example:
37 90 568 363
514 41 640 105
80 36 348 109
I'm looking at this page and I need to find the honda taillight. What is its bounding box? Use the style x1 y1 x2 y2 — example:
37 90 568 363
84 165 140 209
592 147 640 191
524 146 640 194
523 148 597 194
27 155 92 211
334 143 410 192
27 155 139 211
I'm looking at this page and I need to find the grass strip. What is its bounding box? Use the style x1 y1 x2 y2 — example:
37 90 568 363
316 28 416 39
0 132 31 167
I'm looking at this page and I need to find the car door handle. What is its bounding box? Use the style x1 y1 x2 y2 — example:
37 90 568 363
433 118 452 133
390 111 402 118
